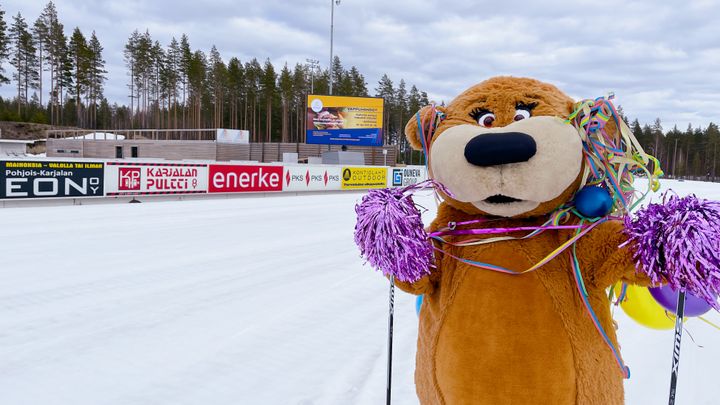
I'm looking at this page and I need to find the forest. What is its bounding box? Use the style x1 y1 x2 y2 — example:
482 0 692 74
0 1 717 177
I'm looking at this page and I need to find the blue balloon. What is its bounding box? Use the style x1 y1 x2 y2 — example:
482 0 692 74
574 186 613 218
416 295 423 316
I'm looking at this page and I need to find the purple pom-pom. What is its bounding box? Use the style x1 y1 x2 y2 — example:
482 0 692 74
354 180 447 283
624 193 720 309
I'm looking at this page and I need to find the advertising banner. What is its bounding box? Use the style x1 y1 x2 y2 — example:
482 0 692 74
306 95 384 146
390 166 427 187
105 162 208 196
209 164 283 193
283 165 342 192
341 167 388 190
0 160 104 199
216 128 249 144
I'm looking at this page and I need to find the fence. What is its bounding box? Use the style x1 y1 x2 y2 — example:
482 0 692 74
0 157 427 206
46 138 398 166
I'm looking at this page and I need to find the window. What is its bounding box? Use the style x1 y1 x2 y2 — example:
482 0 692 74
131 146 138 158
115 146 123 159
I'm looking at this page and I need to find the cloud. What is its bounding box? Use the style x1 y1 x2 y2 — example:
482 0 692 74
0 0 718 129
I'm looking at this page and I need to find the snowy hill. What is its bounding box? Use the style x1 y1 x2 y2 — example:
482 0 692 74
0 180 718 404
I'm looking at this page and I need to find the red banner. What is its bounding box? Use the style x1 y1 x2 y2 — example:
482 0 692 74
208 164 283 193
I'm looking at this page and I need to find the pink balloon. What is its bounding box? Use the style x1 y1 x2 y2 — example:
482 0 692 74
648 285 715 317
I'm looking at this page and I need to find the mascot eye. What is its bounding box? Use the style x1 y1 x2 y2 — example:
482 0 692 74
514 109 531 121
478 113 496 127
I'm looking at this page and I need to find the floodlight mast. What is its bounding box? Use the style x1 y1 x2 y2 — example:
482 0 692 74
329 0 341 95
305 58 319 93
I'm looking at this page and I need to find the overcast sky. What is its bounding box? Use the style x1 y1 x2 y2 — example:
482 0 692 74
1 0 718 129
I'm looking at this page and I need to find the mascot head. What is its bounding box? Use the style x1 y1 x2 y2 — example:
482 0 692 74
405 76 588 218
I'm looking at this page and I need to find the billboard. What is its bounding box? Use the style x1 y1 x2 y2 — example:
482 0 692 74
283 165 342 191
341 167 387 190
390 166 427 187
216 128 249 144
209 164 283 193
105 162 208 196
306 95 384 146
0 160 104 199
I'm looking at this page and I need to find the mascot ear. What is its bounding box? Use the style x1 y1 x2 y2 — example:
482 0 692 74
566 100 576 117
404 105 446 151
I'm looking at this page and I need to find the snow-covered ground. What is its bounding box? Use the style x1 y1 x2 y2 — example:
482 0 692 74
0 180 718 405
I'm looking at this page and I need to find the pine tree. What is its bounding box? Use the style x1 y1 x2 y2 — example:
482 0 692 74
244 58 262 140
278 63 293 143
348 66 367 96
419 91 429 106
330 55 343 95
405 85 423 162
9 13 39 115
179 34 191 128
123 30 140 125
153 40 166 128
207 45 227 129
87 31 106 128
165 37 180 129
226 57 243 129
187 50 206 130
337 71 353 96
313 68 330 96
32 15 48 105
260 58 276 142
136 31 153 127
375 74 395 146
57 35 73 124
69 27 89 126
41 2 65 124
652 117 664 164
291 63 308 142
0 5 11 85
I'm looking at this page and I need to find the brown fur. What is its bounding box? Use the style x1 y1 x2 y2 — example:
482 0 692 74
400 76 645 404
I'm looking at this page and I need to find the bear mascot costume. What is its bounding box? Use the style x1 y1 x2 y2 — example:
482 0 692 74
354 76 720 405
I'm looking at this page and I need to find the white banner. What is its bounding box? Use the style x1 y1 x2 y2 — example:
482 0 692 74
105 163 209 196
389 166 427 187
283 165 342 191
216 129 249 144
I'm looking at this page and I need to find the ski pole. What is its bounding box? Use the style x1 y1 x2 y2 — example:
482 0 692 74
386 275 395 405
668 290 686 405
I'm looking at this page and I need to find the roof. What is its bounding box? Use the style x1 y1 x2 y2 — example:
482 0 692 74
0 139 36 144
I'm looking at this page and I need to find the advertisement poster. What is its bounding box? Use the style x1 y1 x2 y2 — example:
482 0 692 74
105 162 208 196
216 128 249 144
283 165 342 192
306 95 384 146
209 164 283 193
0 160 104 199
390 166 427 187
341 167 387 189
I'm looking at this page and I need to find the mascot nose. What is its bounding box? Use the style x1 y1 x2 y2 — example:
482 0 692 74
464 132 537 167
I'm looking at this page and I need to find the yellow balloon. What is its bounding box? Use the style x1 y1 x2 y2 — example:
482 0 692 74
613 283 675 330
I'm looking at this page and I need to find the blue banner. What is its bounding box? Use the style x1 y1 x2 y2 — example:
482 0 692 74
306 128 383 146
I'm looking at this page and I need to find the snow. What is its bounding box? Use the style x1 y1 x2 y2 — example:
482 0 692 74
0 180 719 405
68 132 125 140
